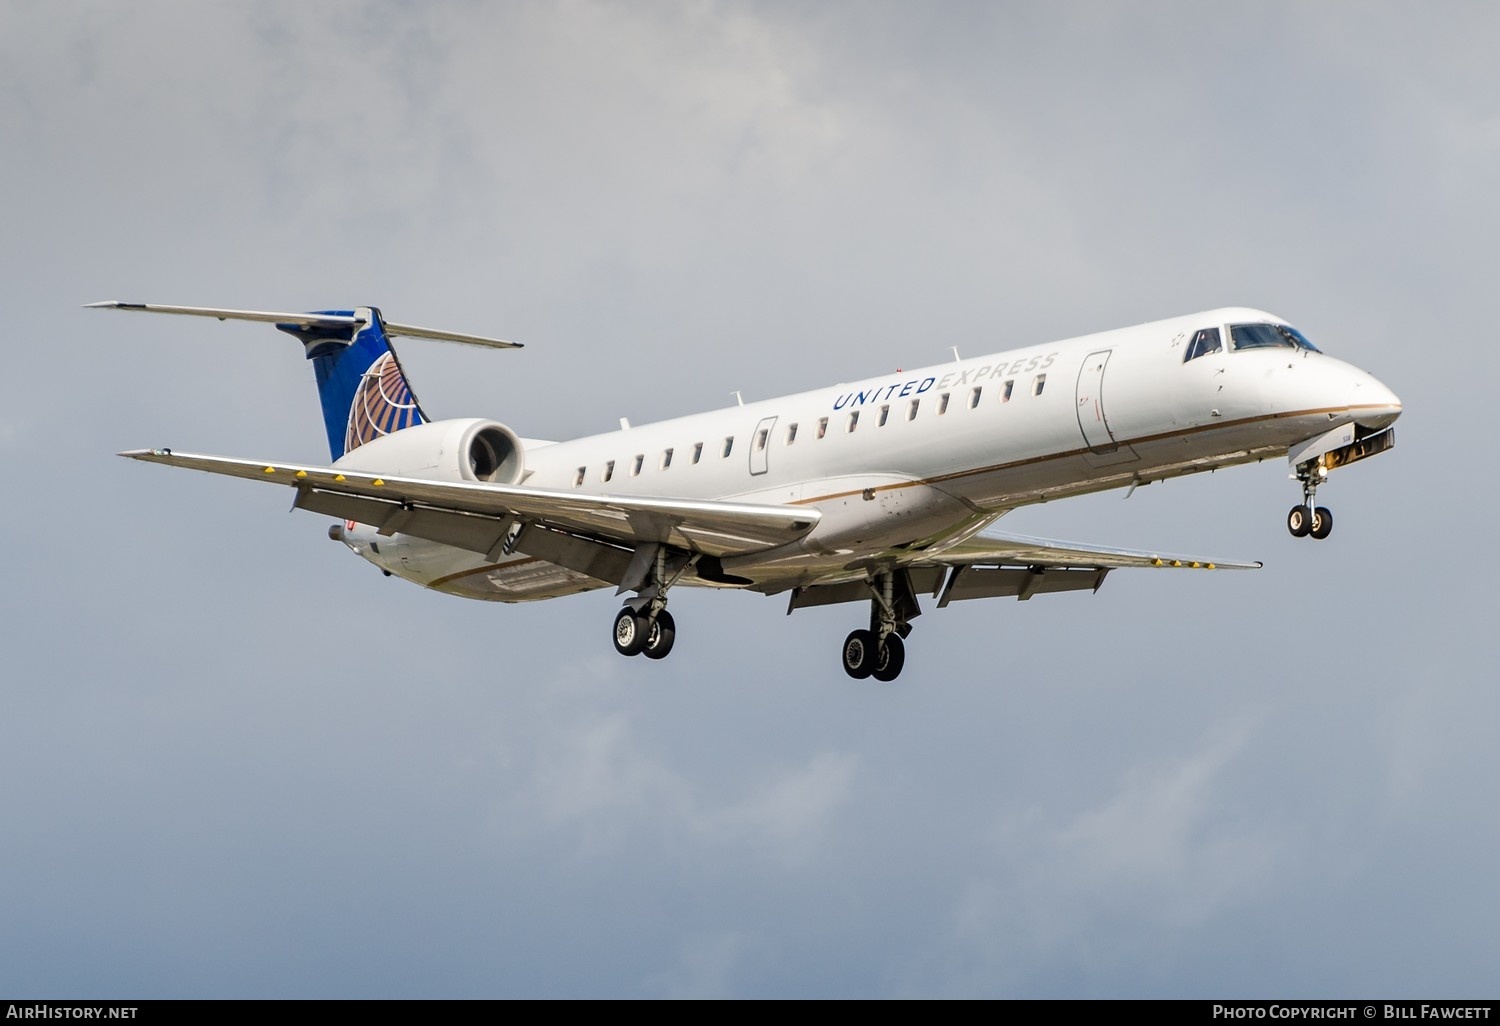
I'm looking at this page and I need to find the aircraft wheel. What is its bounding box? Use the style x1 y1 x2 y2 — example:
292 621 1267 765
842 629 877 680
1310 506 1333 540
613 607 649 657
871 634 906 682
642 609 677 660
1287 504 1312 538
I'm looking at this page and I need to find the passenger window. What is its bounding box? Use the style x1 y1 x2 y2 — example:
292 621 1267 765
722 437 733 458
755 429 768 451
632 454 644 476
938 392 950 415
691 443 703 465
907 399 920 421
969 387 982 409
817 417 828 439
574 467 586 487
878 404 890 427
1001 380 1014 403
785 423 798 445
1032 374 1046 396
661 448 673 470
846 411 859 432
602 460 614 483
1184 327 1224 362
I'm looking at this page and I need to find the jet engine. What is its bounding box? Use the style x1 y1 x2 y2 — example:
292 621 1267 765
330 418 526 485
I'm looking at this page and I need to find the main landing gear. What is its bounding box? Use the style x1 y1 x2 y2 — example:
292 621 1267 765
613 606 676 659
611 544 688 661
1287 460 1334 540
841 569 917 683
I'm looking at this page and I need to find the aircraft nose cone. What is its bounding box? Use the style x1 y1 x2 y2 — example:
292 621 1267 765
1354 373 1402 431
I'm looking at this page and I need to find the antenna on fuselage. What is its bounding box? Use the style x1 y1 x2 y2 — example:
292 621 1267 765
733 391 744 406
950 346 961 362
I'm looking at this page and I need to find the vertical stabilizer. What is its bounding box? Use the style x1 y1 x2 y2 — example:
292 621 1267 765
277 307 428 461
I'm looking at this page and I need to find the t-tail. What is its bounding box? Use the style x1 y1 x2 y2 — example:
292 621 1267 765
281 307 426 460
86 301 522 461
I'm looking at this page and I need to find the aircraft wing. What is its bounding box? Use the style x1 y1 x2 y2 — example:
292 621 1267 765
121 449 818 559
786 529 1258 612
912 530 1259 608
924 531 1262 571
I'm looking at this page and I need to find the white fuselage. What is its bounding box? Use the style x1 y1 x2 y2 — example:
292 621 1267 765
341 307 1401 601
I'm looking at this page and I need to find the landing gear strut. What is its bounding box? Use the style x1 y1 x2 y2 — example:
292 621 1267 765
1288 460 1334 540
841 569 915 682
611 544 687 661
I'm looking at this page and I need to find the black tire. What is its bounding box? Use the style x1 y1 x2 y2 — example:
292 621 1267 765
612 607 648 657
842 629 877 679
1311 506 1333 540
871 634 906 682
642 609 677 660
1288 504 1312 538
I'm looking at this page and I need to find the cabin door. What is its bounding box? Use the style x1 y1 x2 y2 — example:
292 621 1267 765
1075 350 1121 454
749 416 777 476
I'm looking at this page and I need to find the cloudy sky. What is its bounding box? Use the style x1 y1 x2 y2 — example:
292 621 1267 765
3 1 1496 998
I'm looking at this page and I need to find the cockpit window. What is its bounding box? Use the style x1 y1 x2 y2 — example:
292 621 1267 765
1280 325 1321 352
1230 323 1321 353
1183 327 1223 362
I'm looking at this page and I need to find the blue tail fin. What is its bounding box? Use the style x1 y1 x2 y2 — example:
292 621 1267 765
276 306 427 461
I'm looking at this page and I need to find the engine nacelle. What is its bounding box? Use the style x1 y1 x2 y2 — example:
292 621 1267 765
332 418 526 485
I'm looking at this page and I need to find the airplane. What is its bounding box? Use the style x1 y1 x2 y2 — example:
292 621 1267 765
92 300 1401 681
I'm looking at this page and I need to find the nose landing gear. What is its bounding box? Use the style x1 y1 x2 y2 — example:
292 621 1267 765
1288 460 1333 540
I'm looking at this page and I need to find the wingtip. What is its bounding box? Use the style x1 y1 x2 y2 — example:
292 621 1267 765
85 300 121 309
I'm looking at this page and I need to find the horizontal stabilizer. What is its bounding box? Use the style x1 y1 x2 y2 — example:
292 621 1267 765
86 301 522 349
